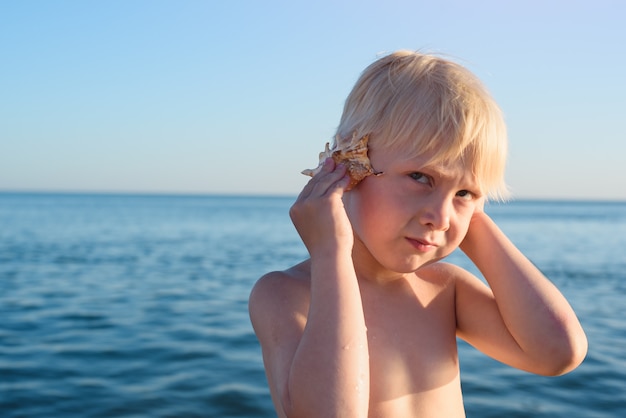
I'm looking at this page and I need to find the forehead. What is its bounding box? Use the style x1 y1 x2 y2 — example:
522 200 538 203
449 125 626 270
369 140 470 170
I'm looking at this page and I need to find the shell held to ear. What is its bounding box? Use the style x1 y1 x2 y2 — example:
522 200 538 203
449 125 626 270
301 133 383 190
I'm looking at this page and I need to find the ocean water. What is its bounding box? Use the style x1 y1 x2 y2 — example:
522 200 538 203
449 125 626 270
1 193 625 417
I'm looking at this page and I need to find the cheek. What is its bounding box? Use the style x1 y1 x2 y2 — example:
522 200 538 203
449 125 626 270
344 183 396 236
449 212 473 242
344 191 379 235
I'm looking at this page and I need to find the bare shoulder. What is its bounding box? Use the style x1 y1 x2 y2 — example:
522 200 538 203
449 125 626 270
420 262 505 346
418 262 493 311
249 260 312 310
248 261 313 416
417 261 482 289
248 260 312 343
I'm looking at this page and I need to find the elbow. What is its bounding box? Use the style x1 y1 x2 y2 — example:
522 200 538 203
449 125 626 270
554 333 588 376
539 325 588 377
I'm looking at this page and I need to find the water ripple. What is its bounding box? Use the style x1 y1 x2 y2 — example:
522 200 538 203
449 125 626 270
1 194 625 417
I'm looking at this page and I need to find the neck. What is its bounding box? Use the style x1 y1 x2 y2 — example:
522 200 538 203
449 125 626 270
351 238 413 286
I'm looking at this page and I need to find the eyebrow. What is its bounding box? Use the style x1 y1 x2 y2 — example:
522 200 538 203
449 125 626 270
418 162 461 179
419 163 482 191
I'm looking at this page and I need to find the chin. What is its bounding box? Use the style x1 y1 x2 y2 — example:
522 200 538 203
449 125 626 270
409 256 446 273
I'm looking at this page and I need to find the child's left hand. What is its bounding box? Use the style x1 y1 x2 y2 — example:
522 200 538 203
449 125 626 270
460 196 486 252
473 196 486 215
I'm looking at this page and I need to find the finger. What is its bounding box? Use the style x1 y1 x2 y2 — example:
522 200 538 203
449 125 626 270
313 162 349 196
328 173 351 197
299 159 346 199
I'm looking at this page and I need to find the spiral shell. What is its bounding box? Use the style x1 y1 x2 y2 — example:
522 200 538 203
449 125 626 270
301 133 382 189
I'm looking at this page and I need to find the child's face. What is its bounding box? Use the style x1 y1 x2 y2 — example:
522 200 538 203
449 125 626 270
344 142 482 278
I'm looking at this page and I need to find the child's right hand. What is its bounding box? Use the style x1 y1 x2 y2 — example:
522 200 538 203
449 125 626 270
290 158 354 257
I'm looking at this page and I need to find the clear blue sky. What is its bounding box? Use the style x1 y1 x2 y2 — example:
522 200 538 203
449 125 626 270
2 0 625 200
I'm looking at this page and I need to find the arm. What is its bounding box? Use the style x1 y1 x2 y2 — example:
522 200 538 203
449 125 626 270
250 159 369 417
456 209 587 376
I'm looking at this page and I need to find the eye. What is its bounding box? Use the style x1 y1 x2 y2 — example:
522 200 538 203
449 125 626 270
409 172 431 185
456 190 475 200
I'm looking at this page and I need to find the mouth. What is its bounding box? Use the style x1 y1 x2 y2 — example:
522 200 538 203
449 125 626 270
406 237 438 252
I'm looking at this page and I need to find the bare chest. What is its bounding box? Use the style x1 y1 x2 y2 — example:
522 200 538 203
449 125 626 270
360 278 460 402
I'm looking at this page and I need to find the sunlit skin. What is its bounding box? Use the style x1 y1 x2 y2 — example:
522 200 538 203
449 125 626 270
249 143 587 417
344 143 481 283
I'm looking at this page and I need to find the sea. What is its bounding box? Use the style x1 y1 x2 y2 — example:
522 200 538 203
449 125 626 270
1 192 625 418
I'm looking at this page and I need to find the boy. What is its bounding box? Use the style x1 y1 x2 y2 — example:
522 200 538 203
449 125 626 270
249 51 587 417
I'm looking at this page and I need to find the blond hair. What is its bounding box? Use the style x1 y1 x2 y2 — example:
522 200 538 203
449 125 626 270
335 50 509 200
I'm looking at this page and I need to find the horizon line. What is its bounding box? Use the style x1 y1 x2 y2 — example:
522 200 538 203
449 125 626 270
1 189 625 204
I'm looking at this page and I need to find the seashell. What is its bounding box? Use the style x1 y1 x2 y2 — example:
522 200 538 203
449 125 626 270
301 133 383 190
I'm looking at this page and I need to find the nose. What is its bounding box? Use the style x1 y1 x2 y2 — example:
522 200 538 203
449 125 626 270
418 195 451 231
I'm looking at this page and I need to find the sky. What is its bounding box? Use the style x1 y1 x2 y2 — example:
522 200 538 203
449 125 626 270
1 0 625 200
